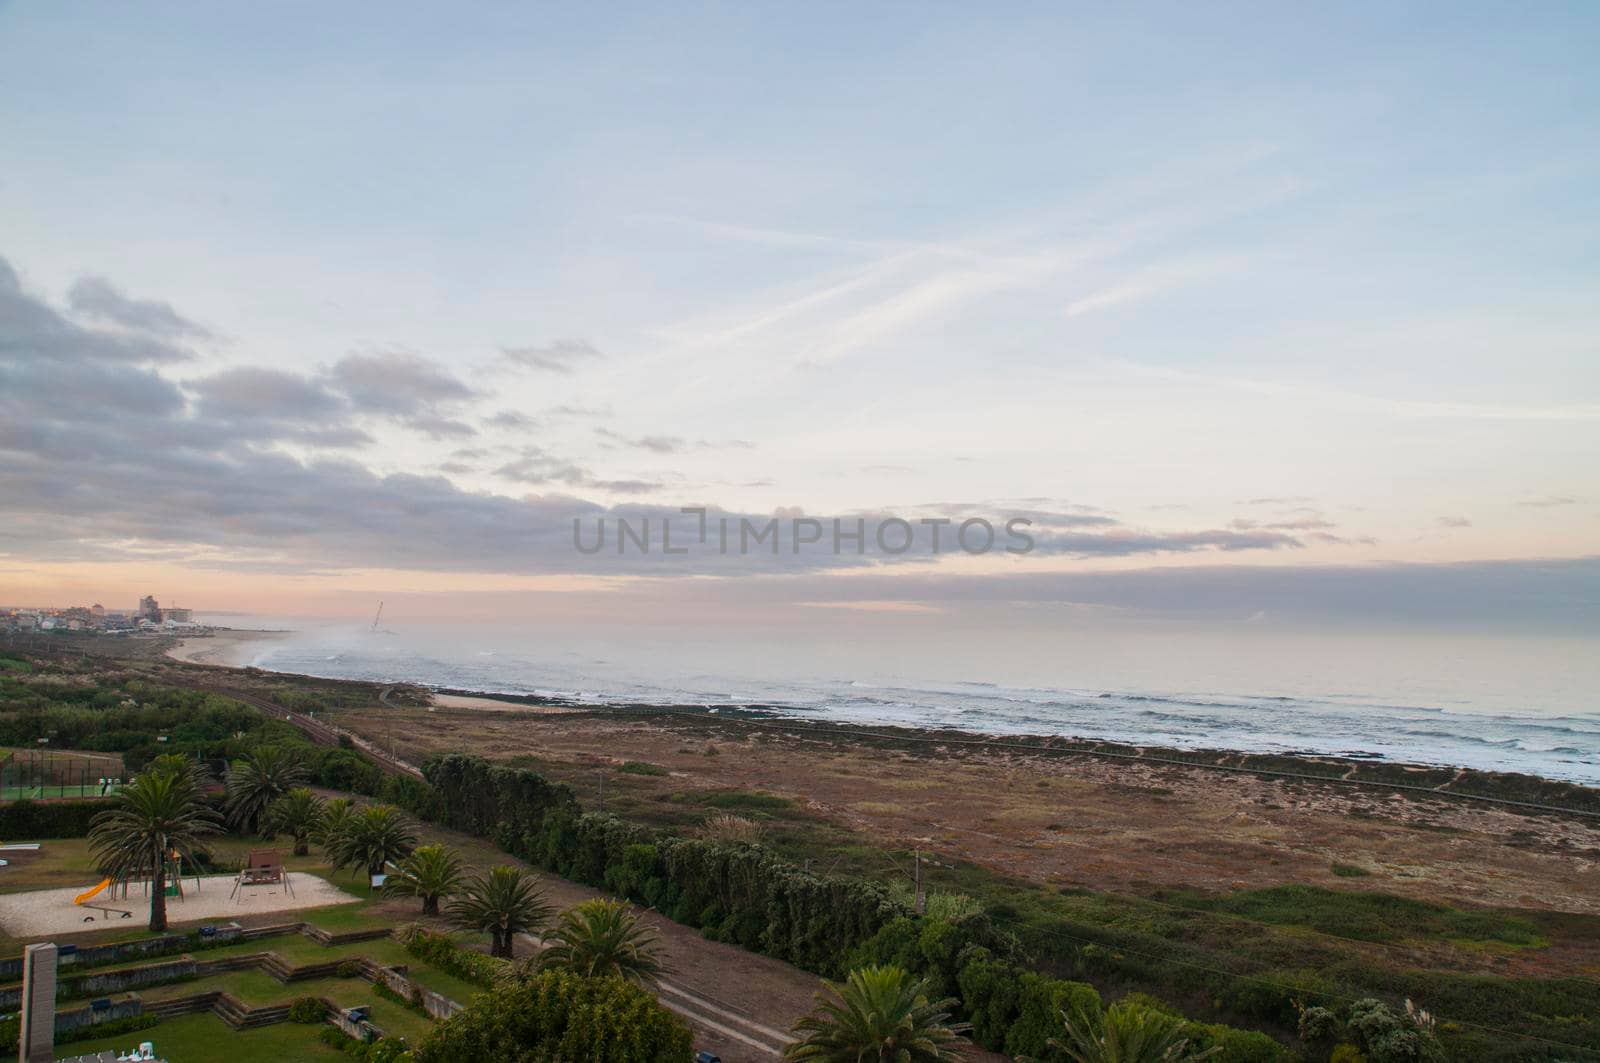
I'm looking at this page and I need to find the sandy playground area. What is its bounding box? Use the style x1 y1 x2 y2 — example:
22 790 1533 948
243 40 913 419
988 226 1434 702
0 873 356 937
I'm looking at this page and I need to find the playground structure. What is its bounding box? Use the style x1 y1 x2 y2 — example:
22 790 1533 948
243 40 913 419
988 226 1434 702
73 877 131 921
73 849 205 923
229 848 293 901
1 747 126 800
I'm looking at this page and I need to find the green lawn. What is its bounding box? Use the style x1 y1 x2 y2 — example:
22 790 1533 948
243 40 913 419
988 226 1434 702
137 968 434 1042
62 1012 346 1061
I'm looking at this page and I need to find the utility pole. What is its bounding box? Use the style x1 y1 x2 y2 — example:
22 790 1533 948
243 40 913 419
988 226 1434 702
914 849 925 915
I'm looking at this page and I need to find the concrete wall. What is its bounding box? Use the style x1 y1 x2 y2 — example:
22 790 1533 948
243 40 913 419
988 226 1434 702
0 922 245 981
53 994 145 1035
373 963 463 1021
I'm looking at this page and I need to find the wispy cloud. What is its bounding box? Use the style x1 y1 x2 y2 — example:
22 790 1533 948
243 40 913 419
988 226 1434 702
502 339 603 373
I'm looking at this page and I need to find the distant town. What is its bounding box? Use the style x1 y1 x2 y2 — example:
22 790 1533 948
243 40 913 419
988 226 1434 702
1 595 214 637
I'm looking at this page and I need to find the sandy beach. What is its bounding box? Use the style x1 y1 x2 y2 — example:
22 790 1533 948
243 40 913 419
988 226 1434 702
165 628 287 668
430 692 570 713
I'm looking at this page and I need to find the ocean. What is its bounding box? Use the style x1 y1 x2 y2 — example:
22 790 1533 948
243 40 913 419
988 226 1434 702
201 615 1600 786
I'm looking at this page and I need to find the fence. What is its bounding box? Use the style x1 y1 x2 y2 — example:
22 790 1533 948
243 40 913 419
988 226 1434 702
0 749 125 801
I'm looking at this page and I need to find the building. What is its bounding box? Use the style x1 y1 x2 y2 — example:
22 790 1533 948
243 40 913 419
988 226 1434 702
90 603 106 619
164 607 194 623
138 595 161 622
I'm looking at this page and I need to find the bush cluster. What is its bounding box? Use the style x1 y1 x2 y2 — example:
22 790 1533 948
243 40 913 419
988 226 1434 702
414 970 691 1063
0 798 103 838
397 925 507 988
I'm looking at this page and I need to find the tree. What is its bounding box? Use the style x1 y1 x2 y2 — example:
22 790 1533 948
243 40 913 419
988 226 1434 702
144 751 208 788
786 964 971 1062
326 803 417 881
88 767 222 931
224 746 307 835
539 897 669 985
263 787 326 856
1027 998 1220 1063
415 970 692 1063
382 842 463 916
314 796 356 850
448 864 554 958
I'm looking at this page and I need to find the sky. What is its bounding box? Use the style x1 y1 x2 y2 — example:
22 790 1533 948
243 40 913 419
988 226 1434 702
0 2 1597 634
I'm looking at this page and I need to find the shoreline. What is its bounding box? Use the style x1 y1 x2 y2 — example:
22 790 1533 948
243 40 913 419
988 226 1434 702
164 627 288 668
137 633 1600 798
152 646 1600 806
244 670 1600 813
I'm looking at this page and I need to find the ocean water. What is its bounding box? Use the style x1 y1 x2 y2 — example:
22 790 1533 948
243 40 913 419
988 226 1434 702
205 616 1600 786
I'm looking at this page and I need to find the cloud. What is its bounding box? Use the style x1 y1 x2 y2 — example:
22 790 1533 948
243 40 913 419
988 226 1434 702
544 404 612 419
596 428 685 453
1232 516 1337 532
681 558 1600 633
186 367 373 446
1437 515 1472 528
493 449 588 486
595 428 753 454
485 410 538 430
320 349 481 438
67 276 212 340
328 350 476 413
1517 495 1579 508
502 339 603 373
0 254 195 366
0 251 1378 579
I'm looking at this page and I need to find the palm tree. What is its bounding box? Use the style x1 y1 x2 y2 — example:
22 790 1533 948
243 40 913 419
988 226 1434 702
1027 999 1219 1063
313 796 356 850
448 865 554 958
382 843 463 916
144 751 208 788
263 787 326 856
224 747 307 835
88 768 222 931
326 803 417 882
539 897 670 985
786 965 971 1062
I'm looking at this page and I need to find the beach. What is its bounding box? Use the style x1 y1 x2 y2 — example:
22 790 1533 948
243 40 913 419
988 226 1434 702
165 628 287 668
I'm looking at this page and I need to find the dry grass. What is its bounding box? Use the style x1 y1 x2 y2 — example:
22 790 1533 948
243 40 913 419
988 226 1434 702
693 813 766 844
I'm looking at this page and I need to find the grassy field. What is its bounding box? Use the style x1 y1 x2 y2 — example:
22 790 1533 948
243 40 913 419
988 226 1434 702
62 1011 346 1061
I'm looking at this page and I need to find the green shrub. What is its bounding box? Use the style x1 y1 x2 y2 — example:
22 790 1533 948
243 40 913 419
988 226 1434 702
0 798 106 838
697 789 789 811
1296 1002 1340 1042
618 761 667 776
1182 1020 1291 1062
1006 969 1101 1058
288 996 328 1023
398 924 506 987
414 970 691 1063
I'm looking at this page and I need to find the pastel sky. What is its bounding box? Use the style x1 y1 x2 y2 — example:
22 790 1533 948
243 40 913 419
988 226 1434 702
1 2 1596 630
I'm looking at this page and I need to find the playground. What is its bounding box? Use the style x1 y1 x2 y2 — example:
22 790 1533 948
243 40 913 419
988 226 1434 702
0 870 356 937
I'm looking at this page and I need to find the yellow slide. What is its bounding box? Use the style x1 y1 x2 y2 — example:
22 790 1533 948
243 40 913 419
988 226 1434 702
74 877 113 905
